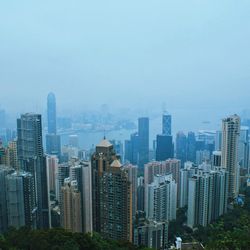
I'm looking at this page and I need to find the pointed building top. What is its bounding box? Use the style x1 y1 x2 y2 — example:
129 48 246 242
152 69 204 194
111 159 122 168
97 138 112 148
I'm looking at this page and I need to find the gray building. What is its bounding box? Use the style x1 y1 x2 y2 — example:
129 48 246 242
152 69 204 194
17 113 50 229
0 165 14 233
5 171 36 229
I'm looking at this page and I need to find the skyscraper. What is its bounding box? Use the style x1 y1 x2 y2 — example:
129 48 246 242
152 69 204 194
221 115 240 199
17 113 50 229
91 139 132 242
155 134 173 161
162 112 171 136
46 93 61 158
187 132 196 163
145 174 177 222
47 92 57 134
138 117 149 169
187 169 228 228
176 131 187 167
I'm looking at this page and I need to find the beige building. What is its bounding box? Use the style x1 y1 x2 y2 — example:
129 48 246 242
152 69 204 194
91 139 133 242
61 178 82 232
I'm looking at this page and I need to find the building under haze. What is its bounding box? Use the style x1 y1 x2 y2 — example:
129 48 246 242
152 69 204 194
17 113 50 229
162 112 171 136
138 117 149 169
46 93 61 159
47 92 57 134
155 134 173 161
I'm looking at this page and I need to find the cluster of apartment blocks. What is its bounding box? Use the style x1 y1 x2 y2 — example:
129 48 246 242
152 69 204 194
0 110 243 250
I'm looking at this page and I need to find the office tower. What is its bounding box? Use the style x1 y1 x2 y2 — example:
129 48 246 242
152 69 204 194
138 117 149 168
124 139 132 163
123 163 138 220
134 212 168 250
69 135 79 148
46 93 61 159
5 140 18 169
137 176 145 211
221 115 241 198
212 151 222 168
187 169 228 228
91 139 132 242
46 134 61 158
47 92 57 134
238 127 249 169
162 112 171 135
0 165 14 233
5 171 36 229
46 155 59 193
17 113 49 229
145 174 177 221
215 131 222 151
176 131 187 167
155 134 173 161
131 133 140 165
187 132 196 163
61 178 82 232
56 163 70 204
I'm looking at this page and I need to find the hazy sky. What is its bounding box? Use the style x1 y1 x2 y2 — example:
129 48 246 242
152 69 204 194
1 0 250 122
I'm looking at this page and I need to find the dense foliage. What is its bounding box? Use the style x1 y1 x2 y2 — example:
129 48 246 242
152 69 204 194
0 228 151 250
168 187 250 249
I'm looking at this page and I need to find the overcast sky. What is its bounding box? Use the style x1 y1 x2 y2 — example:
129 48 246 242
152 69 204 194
0 0 250 125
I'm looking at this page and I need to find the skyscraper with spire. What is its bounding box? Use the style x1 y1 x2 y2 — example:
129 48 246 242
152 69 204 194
46 93 61 158
47 92 56 134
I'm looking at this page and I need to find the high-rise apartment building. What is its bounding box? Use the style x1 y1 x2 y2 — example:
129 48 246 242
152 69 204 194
187 169 228 228
145 174 177 222
17 113 50 228
5 171 36 229
91 139 132 242
61 178 82 232
221 115 240 198
0 165 14 233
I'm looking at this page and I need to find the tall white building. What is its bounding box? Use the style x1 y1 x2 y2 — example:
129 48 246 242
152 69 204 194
145 174 177 222
187 169 228 228
221 115 240 198
179 162 196 208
